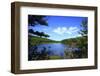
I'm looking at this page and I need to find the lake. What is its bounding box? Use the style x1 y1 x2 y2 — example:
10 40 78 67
29 43 80 58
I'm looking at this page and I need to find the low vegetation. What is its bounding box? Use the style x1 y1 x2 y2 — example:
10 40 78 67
28 35 60 46
49 56 63 59
62 36 88 58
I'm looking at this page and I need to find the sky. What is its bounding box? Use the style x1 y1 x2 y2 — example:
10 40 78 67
29 15 88 41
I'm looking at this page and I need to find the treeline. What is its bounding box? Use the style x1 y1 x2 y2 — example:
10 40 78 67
28 15 48 26
29 36 59 46
29 29 49 38
61 36 87 45
61 36 87 48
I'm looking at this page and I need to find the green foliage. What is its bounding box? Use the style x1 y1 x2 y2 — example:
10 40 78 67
61 37 81 46
78 19 88 58
29 29 50 38
64 50 83 59
28 15 48 26
79 19 88 36
61 36 87 58
28 46 49 60
28 35 60 46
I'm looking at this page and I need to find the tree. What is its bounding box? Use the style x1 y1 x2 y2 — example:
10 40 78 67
28 15 49 37
39 32 44 38
28 15 48 26
79 19 88 36
29 29 50 38
28 29 34 34
28 46 49 60
35 31 40 37
44 34 50 38
78 18 88 58
40 32 50 38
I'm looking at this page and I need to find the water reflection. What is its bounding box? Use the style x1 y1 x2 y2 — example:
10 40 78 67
28 43 81 60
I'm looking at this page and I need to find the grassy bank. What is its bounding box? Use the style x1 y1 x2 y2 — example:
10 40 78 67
61 36 87 47
29 35 60 46
49 55 63 59
62 36 88 58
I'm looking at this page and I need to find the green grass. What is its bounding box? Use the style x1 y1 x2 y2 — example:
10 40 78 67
29 35 60 46
49 56 62 59
61 36 87 46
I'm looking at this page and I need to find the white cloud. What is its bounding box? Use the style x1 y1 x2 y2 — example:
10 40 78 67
53 27 66 35
53 26 79 35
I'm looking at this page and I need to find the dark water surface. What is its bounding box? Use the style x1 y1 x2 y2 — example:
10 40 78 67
30 43 79 57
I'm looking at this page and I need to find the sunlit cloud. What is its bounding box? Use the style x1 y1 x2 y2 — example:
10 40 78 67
53 26 79 35
53 27 66 35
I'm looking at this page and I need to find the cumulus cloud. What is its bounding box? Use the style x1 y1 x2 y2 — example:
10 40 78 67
53 26 79 35
53 27 66 35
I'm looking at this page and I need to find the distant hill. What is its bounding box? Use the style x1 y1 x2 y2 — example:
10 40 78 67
28 35 60 46
61 36 87 47
29 35 87 47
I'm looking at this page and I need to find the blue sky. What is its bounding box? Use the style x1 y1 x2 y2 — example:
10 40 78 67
29 15 88 41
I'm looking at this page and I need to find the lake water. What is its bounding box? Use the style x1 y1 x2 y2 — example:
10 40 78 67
30 43 79 57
